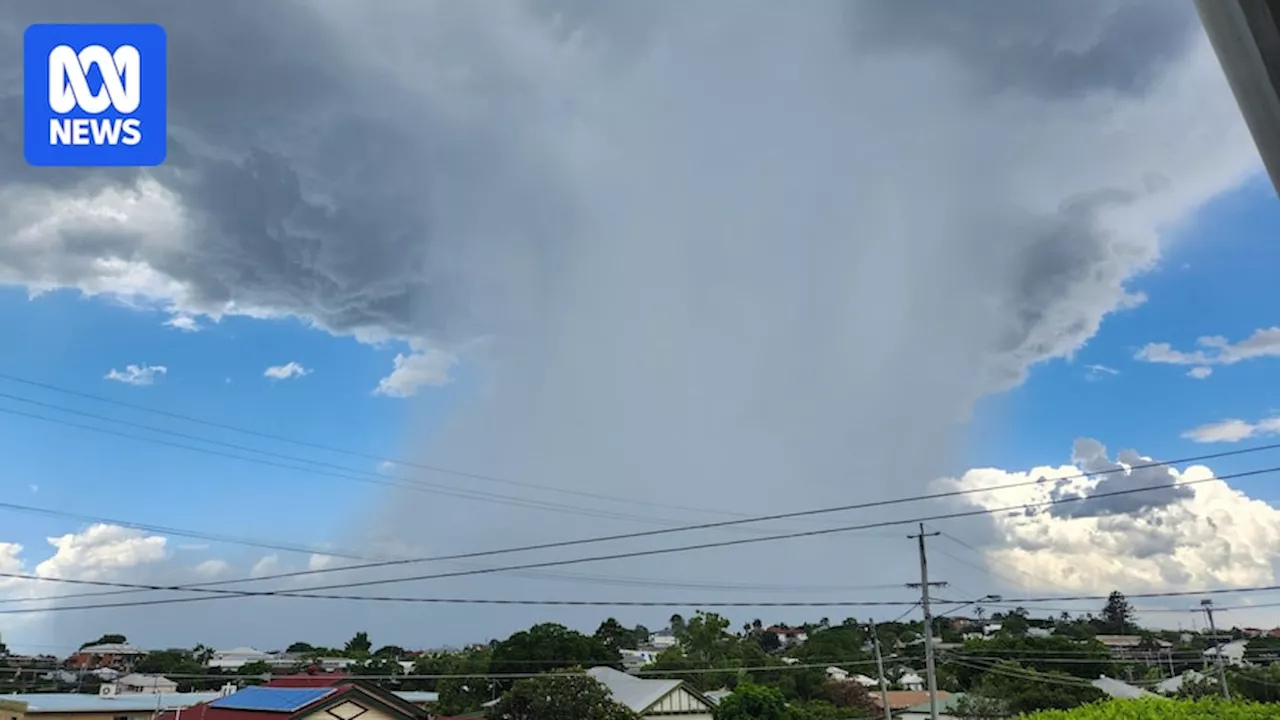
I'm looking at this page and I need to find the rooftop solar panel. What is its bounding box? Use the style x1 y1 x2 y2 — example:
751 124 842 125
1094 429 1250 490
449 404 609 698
210 687 336 712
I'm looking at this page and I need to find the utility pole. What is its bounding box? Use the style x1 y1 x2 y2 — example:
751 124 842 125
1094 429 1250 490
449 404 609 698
1202 599 1231 700
868 618 892 720
907 523 947 720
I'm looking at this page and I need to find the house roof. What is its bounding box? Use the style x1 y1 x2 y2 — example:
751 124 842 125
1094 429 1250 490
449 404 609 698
9 692 222 713
901 692 968 714
216 647 270 656
118 673 178 688
157 683 427 720
586 666 711 714
869 691 951 710
77 642 147 655
1091 676 1155 699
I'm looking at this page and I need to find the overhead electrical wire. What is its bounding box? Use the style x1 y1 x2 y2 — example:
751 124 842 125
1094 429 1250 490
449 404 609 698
35 443 1280 609
7 466 1280 613
0 373 741 519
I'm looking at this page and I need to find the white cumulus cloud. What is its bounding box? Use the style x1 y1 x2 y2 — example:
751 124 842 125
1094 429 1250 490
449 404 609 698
1138 327 1280 374
374 349 457 398
249 555 281 578
104 364 167 386
1183 417 1280 444
264 362 311 381
164 314 202 332
193 559 231 578
933 441 1280 607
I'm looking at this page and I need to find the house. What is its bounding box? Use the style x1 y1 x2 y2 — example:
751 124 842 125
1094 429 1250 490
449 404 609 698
156 683 428 720
1204 640 1249 667
1093 635 1172 661
898 692 972 720
621 648 659 671
1091 676 1155 699
1157 670 1206 695
898 672 925 692
114 673 179 694
587 667 716 719
208 647 276 670
66 643 148 670
851 674 879 687
764 626 808 647
870 691 951 713
647 629 678 650
2 691 222 720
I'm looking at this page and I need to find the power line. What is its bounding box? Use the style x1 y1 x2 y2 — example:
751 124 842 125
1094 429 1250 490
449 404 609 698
0 403 691 528
967 584 1280 605
0 584 925 614
45 441 1280 608
6 466 1274 613
0 374 802 522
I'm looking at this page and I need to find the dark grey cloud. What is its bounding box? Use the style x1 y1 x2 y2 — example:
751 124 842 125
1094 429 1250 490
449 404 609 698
1048 438 1194 518
847 0 1200 98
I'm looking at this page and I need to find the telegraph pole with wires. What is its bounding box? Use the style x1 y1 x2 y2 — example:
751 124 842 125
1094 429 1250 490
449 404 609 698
907 523 947 720
1202 599 1231 700
868 618 892 720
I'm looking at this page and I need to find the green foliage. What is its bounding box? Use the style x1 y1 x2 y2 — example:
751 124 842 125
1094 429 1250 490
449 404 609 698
950 694 1011 719
487 672 638 720
136 649 207 677
1101 591 1136 635
971 661 1105 714
1023 697 1280 719
415 647 494 715
286 642 314 654
80 634 126 648
593 618 649 652
787 699 849 720
491 624 620 692
949 636 1113 687
713 684 791 720
373 645 406 660
344 631 372 657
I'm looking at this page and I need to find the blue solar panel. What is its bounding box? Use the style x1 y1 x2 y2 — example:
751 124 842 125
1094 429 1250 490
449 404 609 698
210 687 336 712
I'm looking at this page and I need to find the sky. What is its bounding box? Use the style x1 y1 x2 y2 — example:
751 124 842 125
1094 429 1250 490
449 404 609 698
0 0 1278 655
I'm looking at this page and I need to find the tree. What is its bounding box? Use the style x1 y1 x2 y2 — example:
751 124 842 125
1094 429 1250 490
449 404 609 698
970 661 1104 714
950 694 1009 720
81 634 127 648
676 611 736 666
487 672 638 720
415 648 494 714
286 642 315 654
1101 591 1136 634
345 631 372 657
136 649 205 676
373 645 406 660
594 618 645 651
821 679 878 714
713 684 790 720
490 624 620 690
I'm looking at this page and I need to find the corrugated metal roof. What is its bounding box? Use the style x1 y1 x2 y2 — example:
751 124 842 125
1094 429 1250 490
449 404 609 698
586 667 681 713
5 692 222 713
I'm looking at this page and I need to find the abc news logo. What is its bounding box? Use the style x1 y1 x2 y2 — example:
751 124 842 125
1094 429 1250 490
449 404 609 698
24 24 167 167
48 44 144 147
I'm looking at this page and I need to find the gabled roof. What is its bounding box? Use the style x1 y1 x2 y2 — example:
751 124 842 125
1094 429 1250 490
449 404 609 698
157 683 425 720
586 667 713 714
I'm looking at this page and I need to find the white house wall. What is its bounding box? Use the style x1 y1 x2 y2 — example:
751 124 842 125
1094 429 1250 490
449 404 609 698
644 687 715 718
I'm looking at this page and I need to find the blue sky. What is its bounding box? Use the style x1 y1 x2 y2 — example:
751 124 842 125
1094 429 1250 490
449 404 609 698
0 290 469 566
966 173 1280 503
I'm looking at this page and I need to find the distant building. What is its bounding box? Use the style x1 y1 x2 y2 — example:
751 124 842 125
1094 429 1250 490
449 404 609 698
1093 635 1172 662
208 647 275 670
114 673 179 694
157 684 428 720
66 643 148 670
586 666 716 719
764 626 808 647
3 691 222 720
1204 640 1249 667
897 672 925 692
870 691 951 714
648 629 678 650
